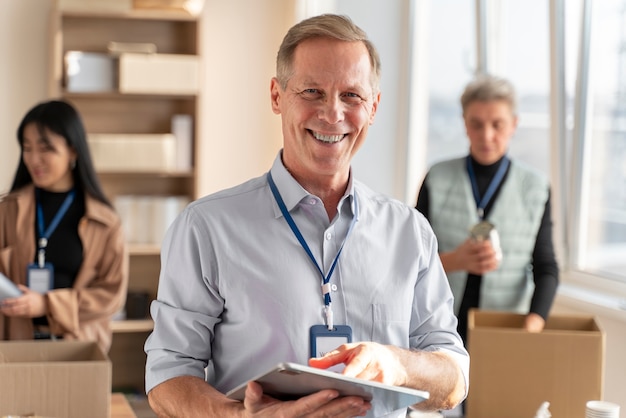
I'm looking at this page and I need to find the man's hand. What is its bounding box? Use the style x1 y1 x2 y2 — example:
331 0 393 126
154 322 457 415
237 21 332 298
148 375 371 418
242 380 370 418
309 342 466 412
309 342 408 387
0 285 46 318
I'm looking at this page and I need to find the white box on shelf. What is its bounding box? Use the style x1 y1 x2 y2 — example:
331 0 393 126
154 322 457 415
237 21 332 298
65 52 117 93
88 133 177 172
115 195 190 245
119 53 200 95
171 114 193 171
152 196 190 245
133 196 154 245
114 195 135 244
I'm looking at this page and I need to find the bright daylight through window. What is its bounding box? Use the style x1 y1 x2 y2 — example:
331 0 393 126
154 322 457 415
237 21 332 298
426 0 626 290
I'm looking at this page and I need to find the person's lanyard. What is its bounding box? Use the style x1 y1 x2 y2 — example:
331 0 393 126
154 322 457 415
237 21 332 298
36 189 76 268
267 172 358 330
466 155 509 221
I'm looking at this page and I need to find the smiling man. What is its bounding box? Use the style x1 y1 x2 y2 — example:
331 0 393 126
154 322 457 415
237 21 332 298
145 14 468 418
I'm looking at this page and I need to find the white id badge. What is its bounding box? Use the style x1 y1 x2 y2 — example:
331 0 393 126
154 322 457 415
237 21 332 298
27 263 54 293
310 325 352 373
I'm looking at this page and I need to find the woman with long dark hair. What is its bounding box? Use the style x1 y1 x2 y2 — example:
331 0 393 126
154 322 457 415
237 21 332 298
0 99 128 353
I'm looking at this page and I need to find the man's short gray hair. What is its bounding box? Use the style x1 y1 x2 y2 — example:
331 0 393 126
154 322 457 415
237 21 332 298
276 14 381 94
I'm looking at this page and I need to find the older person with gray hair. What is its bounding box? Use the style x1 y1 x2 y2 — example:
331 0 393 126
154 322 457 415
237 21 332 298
416 74 559 345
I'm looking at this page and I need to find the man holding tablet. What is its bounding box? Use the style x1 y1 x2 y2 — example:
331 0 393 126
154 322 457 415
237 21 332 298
145 13 468 418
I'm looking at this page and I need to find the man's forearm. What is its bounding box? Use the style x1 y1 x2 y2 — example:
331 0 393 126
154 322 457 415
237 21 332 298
389 346 465 411
148 375 242 418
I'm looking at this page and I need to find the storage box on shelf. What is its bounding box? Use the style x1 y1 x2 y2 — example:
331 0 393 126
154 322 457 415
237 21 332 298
49 0 202 391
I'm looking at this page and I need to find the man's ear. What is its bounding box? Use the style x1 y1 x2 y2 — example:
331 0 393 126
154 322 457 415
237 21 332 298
270 78 282 115
369 91 381 125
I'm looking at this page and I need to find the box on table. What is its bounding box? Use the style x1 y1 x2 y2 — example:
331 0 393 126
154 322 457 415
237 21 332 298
119 53 200 95
466 309 605 418
0 340 111 418
88 133 177 172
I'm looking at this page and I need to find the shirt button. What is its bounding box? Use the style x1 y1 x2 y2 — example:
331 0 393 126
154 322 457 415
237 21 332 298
309 198 316 205
325 232 332 240
331 284 338 292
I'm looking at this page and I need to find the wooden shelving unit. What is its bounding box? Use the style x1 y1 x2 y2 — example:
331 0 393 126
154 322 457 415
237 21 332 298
49 0 202 392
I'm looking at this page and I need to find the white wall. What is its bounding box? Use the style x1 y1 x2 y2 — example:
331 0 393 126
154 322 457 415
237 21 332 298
0 1 52 194
196 0 292 196
332 1 413 201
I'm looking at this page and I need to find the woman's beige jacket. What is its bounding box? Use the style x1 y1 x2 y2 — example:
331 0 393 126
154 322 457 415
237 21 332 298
0 185 128 352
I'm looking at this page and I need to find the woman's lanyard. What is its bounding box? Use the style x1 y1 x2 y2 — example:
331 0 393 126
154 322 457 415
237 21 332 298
36 189 76 268
267 172 358 330
466 156 509 221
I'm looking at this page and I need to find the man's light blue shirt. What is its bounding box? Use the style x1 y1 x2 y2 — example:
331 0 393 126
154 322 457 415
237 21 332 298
145 152 469 418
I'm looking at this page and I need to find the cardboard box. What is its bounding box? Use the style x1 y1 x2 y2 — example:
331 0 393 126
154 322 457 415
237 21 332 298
88 133 177 172
0 340 111 418
466 309 605 418
119 53 200 95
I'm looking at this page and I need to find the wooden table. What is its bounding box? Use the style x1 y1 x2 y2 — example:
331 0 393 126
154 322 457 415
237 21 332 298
111 393 137 418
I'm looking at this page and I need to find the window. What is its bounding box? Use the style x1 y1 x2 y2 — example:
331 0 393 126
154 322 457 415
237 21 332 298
419 0 626 292
570 0 626 282
425 0 476 168
494 0 551 175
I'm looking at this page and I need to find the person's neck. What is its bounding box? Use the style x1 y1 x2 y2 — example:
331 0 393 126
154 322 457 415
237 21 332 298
37 184 75 194
292 172 348 221
470 154 505 169
39 176 75 193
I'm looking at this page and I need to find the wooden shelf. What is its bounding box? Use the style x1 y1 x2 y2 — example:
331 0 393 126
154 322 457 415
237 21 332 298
128 244 161 256
111 319 154 333
62 91 198 100
51 0 201 391
61 8 200 22
98 170 194 178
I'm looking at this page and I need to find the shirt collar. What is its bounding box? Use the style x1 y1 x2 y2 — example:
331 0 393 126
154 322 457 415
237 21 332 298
268 151 357 219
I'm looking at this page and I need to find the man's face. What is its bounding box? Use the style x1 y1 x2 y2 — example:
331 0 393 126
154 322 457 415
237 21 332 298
464 100 518 165
270 37 380 182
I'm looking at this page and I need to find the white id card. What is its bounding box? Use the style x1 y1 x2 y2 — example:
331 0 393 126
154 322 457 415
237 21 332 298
27 263 54 293
310 325 352 373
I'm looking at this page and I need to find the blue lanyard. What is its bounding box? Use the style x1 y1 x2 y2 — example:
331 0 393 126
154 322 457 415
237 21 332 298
466 156 509 220
267 172 358 329
36 188 76 267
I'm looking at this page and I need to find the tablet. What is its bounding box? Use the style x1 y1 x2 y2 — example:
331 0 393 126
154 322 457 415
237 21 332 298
225 362 429 410
0 272 22 301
